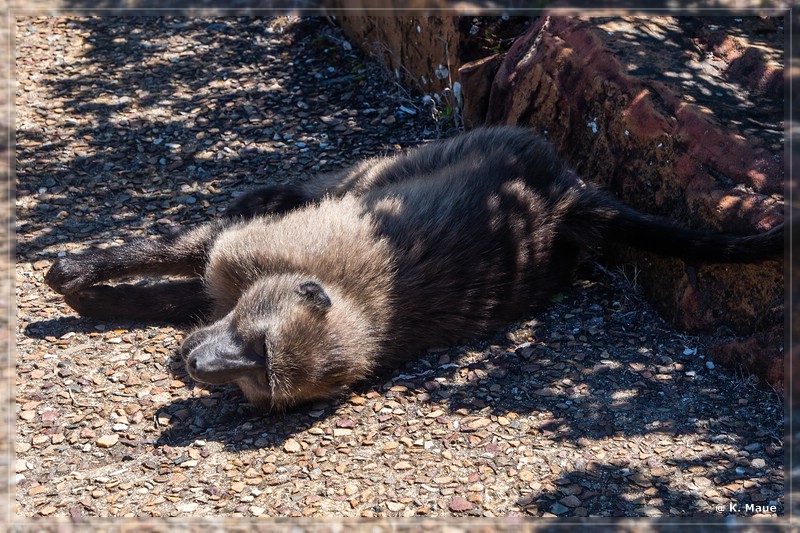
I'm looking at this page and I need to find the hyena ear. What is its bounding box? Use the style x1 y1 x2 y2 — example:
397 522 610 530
296 280 332 311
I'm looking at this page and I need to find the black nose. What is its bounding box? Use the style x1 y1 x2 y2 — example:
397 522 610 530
186 349 225 382
184 342 265 386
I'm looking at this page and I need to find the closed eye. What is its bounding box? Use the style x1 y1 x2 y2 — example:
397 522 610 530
250 339 265 359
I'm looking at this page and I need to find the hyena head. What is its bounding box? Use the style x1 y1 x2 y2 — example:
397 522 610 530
181 273 375 410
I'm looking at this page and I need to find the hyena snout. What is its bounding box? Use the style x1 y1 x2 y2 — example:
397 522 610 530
182 324 265 386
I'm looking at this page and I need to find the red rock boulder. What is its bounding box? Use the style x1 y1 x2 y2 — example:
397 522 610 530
463 16 784 385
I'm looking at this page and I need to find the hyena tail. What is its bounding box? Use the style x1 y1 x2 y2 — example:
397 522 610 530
573 188 784 263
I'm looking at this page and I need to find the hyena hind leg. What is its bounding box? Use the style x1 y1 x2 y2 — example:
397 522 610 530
63 279 211 324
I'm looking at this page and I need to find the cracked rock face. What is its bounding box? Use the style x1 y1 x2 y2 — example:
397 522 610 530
461 16 785 384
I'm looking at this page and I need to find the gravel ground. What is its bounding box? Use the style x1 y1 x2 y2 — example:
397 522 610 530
14 16 785 521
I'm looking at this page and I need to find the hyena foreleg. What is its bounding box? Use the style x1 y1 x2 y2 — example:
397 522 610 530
63 279 211 323
45 221 226 295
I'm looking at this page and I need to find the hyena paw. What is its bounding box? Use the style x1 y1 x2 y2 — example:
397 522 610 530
62 285 113 317
44 256 98 294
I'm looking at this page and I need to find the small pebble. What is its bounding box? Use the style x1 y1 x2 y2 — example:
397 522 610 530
448 496 473 512
283 439 302 453
96 435 119 448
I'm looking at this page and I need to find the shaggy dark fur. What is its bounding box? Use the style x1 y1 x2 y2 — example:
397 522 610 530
45 127 784 408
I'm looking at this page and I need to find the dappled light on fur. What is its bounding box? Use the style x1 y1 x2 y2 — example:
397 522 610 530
45 127 783 408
